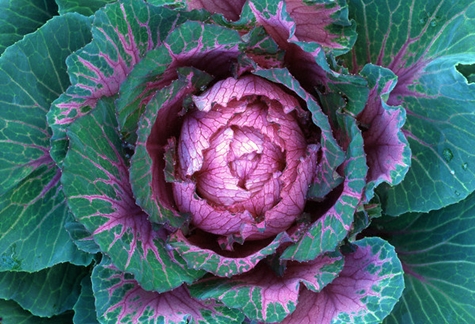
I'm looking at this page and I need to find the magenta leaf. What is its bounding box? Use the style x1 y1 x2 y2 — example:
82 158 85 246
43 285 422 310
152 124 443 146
47 0 184 164
62 97 204 292
282 237 404 323
189 252 344 322
92 256 244 323
359 64 411 201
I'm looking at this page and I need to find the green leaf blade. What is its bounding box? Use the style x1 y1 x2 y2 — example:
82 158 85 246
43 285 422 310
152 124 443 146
0 0 58 55
0 263 89 317
0 13 92 194
374 192 475 323
0 166 93 272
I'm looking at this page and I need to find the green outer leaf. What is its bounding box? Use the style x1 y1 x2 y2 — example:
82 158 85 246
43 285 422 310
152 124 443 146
92 257 244 324
0 13 93 271
0 166 93 272
62 97 203 292
0 12 92 195
0 263 89 317
56 0 116 16
346 0 475 214
0 299 73 324
47 0 183 164
0 0 58 55
373 192 475 323
73 275 100 324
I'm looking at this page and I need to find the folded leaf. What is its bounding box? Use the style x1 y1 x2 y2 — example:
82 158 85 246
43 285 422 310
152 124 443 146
62 97 204 292
346 0 475 215
282 237 404 323
190 252 344 322
0 263 89 317
92 257 244 323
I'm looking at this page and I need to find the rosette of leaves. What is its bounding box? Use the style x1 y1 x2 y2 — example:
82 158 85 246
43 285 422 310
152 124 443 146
1 0 474 323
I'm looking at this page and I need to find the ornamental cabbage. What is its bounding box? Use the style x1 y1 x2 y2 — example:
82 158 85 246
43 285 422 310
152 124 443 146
1 0 475 323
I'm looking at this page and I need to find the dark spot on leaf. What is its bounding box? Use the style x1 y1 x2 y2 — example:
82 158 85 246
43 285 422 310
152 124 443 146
456 63 475 84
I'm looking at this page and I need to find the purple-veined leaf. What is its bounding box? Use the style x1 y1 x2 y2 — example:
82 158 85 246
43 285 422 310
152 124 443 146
359 64 411 201
0 12 91 194
56 0 116 16
74 275 99 324
281 110 367 261
189 252 344 322
370 192 475 323
345 0 475 215
116 20 240 142
226 0 356 55
0 299 74 324
47 0 186 164
0 166 93 272
253 68 347 200
0 0 58 55
169 230 292 278
0 262 89 317
0 13 94 272
126 71 215 229
282 237 404 323
252 68 367 261
92 256 244 324
62 97 204 293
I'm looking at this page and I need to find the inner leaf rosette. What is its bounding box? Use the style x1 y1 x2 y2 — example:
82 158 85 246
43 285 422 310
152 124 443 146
172 75 319 241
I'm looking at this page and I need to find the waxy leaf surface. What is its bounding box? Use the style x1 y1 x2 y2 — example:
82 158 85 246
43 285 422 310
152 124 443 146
346 0 475 215
0 263 88 317
92 257 244 324
73 276 100 324
0 299 73 324
62 97 203 292
374 192 475 323
0 0 58 55
56 0 116 16
0 13 93 272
